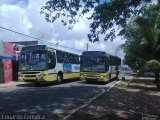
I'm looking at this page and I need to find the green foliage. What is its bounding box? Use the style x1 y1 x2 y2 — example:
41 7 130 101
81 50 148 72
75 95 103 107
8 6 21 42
41 0 151 42
121 4 160 69
146 59 160 70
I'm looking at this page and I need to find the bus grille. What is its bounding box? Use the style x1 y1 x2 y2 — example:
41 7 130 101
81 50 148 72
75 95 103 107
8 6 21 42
22 71 41 74
22 71 41 79
86 75 100 77
84 72 102 77
24 75 37 77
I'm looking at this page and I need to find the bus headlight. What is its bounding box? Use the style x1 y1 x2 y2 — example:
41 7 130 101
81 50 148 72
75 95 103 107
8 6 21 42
80 73 85 77
36 74 45 80
18 72 23 77
100 76 106 78
37 74 42 78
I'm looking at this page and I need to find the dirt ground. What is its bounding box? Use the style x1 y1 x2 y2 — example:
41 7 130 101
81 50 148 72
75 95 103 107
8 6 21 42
67 77 160 120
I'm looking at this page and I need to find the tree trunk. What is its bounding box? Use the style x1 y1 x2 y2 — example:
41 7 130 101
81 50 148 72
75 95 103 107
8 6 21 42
155 69 160 89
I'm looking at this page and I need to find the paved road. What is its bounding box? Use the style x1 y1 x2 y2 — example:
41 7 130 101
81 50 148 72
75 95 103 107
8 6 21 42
0 80 117 120
0 72 131 119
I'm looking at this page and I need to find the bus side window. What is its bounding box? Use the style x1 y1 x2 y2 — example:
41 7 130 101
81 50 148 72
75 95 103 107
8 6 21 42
105 57 109 71
74 55 79 64
73 55 76 64
48 51 56 69
56 50 63 63
63 52 69 63
69 53 74 64
110 56 114 66
77 56 80 64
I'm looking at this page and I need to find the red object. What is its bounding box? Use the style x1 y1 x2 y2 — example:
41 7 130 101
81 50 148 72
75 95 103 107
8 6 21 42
3 59 12 82
3 43 13 82
4 42 14 55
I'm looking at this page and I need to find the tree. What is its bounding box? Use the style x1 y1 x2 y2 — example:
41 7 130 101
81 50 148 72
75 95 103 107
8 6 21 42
41 0 152 42
121 4 160 88
121 21 146 69
147 60 160 88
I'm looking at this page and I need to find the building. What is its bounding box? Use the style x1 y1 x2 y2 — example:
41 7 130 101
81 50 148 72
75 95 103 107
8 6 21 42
10 41 38 46
0 42 4 83
0 41 38 83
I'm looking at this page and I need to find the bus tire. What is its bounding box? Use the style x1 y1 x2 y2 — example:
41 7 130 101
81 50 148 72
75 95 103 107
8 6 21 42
109 73 111 80
34 82 40 86
86 80 91 84
116 71 119 80
115 74 119 80
122 77 125 81
57 74 63 84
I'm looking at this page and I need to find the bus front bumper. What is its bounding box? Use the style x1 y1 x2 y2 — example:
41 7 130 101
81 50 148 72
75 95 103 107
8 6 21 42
86 77 106 82
18 73 47 82
80 73 109 82
18 76 45 82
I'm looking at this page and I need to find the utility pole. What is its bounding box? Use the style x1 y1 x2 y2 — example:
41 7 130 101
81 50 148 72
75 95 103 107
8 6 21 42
86 43 88 51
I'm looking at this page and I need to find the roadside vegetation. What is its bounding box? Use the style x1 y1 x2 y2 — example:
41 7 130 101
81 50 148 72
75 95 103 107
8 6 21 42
121 4 160 89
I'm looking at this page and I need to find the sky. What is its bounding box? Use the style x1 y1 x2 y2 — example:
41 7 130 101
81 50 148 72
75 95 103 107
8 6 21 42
0 0 125 58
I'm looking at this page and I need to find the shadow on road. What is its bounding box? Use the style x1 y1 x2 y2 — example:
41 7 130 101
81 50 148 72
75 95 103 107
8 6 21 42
16 79 81 87
68 86 160 120
81 77 118 85
16 77 118 88
0 85 103 120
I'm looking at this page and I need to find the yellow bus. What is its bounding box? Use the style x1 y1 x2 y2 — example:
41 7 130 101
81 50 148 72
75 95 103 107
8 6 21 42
80 51 121 83
18 45 80 85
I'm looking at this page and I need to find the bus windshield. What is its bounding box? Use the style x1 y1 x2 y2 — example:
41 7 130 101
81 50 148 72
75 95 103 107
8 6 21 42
81 55 108 72
19 50 47 71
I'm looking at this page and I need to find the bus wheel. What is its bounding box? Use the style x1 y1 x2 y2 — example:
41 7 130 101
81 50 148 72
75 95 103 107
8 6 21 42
57 74 63 84
34 82 40 86
115 74 119 80
109 73 111 80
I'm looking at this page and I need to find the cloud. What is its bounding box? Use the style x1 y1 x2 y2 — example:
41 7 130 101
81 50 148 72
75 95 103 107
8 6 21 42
0 0 29 7
0 4 31 41
0 0 124 58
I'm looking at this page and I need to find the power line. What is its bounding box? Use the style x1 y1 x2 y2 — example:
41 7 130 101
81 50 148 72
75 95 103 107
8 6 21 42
0 26 40 40
0 13 85 52
0 13 84 51
0 26 84 52
0 14 50 38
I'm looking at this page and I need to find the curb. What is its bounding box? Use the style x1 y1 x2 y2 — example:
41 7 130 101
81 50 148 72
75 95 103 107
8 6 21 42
61 81 119 120
0 82 26 88
62 89 106 120
0 84 18 88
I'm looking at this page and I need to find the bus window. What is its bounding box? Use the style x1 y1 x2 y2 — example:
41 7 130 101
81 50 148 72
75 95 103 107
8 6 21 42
72 55 75 64
110 56 115 66
63 52 69 63
69 53 74 64
74 55 79 64
105 57 109 71
48 51 56 69
56 50 63 63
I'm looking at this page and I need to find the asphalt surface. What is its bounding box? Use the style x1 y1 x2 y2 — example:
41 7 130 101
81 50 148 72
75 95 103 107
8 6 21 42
0 80 117 119
0 72 130 120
